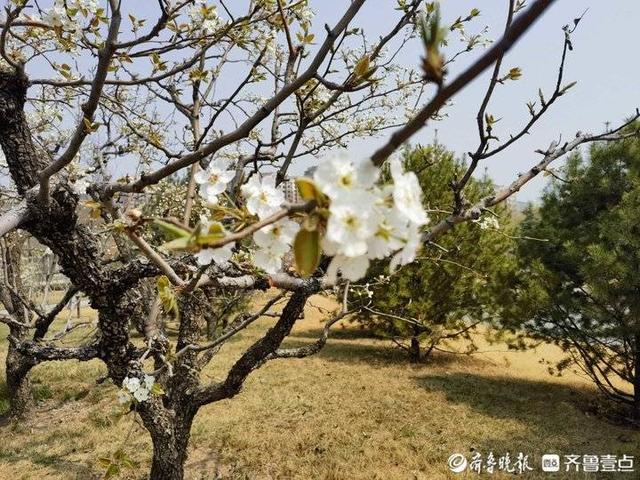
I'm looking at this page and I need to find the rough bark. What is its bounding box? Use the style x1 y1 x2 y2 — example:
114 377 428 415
5 345 35 418
408 336 421 363
634 333 640 421
0 72 44 194
0 233 35 418
137 398 197 480
0 68 318 478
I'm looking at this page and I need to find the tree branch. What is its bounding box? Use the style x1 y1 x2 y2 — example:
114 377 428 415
37 0 122 203
370 0 555 167
0 200 30 238
103 0 367 196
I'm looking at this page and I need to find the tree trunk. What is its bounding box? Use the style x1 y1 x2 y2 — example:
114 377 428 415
5 344 34 418
422 341 436 361
634 334 640 421
145 408 195 480
1 233 35 418
149 436 189 480
409 336 421 363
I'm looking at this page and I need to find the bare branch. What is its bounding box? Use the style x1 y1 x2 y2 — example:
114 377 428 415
103 0 368 196
269 309 352 359
370 0 556 167
10 335 99 362
37 1 123 203
424 113 640 243
0 200 30 238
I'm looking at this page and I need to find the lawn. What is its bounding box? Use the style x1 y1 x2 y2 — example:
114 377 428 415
0 293 637 479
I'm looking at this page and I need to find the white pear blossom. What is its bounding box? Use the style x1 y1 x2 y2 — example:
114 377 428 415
76 0 100 12
121 374 156 404
475 215 500 230
326 255 370 282
122 376 140 393
42 4 72 29
202 18 220 35
71 176 90 196
326 203 377 257
231 151 428 282
390 158 429 226
143 374 155 390
251 218 299 274
42 0 100 32
314 153 379 200
252 243 289 274
195 159 235 204
195 217 235 266
195 243 234 266
241 174 284 219
366 209 408 260
253 218 299 249
188 0 220 34
133 388 150 403
389 222 422 272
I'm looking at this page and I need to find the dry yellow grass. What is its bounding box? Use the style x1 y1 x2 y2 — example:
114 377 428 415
0 293 638 479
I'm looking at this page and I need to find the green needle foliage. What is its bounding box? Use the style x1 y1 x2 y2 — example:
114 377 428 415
501 133 640 419
351 145 516 362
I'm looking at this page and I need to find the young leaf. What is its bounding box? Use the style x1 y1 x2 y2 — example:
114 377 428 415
294 229 320 277
354 55 371 78
157 275 179 318
295 177 321 201
83 200 102 219
150 383 165 396
153 219 192 239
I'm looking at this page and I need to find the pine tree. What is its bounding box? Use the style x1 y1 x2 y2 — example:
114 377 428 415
351 145 516 362
503 135 640 419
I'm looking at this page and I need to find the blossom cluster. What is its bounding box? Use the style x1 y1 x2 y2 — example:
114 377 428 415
119 375 156 404
41 0 101 34
193 152 428 282
315 154 428 281
187 0 221 35
475 215 500 230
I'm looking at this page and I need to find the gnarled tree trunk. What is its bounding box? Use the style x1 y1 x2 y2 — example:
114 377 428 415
5 343 35 418
146 409 196 480
408 336 421 363
634 333 640 421
1 233 35 418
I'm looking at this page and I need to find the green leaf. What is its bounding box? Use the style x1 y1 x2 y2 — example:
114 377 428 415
157 276 179 318
295 177 321 201
150 382 165 396
195 221 227 247
153 219 192 239
354 55 370 78
294 229 320 277
161 237 192 251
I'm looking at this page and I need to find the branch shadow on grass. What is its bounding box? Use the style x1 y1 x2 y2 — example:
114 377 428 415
282 328 489 369
413 373 639 441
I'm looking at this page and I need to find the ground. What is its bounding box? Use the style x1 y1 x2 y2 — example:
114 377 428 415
0 293 637 479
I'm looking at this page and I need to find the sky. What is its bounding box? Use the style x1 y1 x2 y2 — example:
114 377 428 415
3 1 638 204
308 1 640 201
